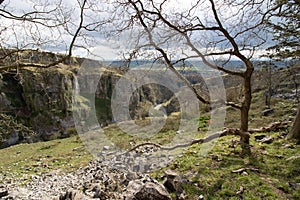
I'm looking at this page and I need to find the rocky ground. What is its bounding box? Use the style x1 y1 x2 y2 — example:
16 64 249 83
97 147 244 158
0 160 184 200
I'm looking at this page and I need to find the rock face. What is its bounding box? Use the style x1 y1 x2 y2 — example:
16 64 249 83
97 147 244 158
0 65 78 144
0 60 211 147
0 65 182 146
20 67 75 135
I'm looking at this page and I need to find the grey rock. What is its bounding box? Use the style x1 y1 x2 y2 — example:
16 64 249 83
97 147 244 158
178 191 188 200
261 108 275 116
282 144 295 149
125 180 171 200
4 158 168 200
0 187 8 198
260 136 274 144
59 189 89 200
254 134 266 141
288 182 300 190
164 170 184 193
103 146 110 150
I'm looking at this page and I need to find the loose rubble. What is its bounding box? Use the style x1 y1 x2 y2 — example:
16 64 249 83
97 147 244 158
1 160 173 200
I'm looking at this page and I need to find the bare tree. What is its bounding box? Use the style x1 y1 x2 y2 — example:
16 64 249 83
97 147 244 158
0 0 104 73
257 60 277 109
266 0 300 140
0 0 289 152
104 0 279 154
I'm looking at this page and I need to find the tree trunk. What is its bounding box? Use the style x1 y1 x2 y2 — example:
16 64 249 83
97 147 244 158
240 65 253 155
287 106 300 141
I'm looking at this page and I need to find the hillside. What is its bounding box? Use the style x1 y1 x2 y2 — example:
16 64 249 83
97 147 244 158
0 51 299 199
0 69 299 199
0 126 299 199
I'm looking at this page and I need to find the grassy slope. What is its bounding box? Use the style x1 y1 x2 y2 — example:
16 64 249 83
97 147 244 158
0 131 299 199
0 136 92 183
0 92 299 199
152 132 300 199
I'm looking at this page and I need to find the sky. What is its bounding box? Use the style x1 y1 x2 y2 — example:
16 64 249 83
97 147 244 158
0 0 275 61
0 0 123 60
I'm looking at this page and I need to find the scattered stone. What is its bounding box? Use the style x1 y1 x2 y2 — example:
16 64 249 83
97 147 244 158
254 134 267 141
163 170 184 195
72 147 83 151
241 171 248 176
288 182 300 190
59 189 88 200
231 167 259 174
0 187 8 198
3 159 175 199
103 146 110 151
178 191 188 200
164 169 178 179
236 186 244 195
211 154 219 161
275 154 284 159
282 144 295 149
198 194 204 200
260 136 274 144
261 108 275 116
93 188 108 199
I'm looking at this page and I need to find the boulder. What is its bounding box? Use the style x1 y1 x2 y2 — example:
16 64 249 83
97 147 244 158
59 189 89 200
124 180 171 200
163 169 184 194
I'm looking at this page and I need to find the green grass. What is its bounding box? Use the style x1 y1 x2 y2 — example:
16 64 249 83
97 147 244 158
0 85 299 199
225 91 297 129
0 127 299 199
151 131 300 199
196 115 210 131
0 136 92 184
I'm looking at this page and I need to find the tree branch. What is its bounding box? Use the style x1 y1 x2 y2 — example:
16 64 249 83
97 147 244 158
248 121 291 133
125 128 240 154
122 121 290 155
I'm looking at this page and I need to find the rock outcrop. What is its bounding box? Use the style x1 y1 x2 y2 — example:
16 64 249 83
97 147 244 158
0 58 212 147
0 65 183 146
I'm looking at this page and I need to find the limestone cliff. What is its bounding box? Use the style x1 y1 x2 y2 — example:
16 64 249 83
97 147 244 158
0 64 183 147
0 64 79 143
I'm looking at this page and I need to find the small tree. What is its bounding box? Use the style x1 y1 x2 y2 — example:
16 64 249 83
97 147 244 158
257 60 279 109
103 0 282 154
267 0 300 140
